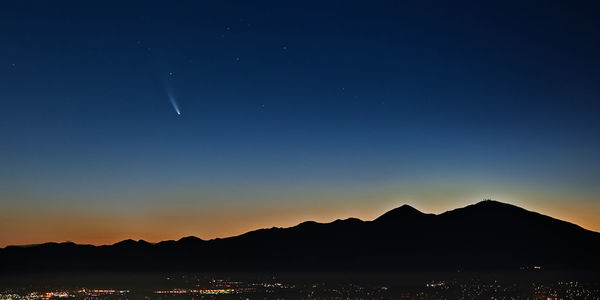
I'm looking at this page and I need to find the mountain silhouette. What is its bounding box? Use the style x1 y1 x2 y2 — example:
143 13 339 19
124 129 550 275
2 200 599 273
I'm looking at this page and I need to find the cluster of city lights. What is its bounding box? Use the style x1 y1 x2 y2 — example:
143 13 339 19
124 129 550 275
154 288 236 295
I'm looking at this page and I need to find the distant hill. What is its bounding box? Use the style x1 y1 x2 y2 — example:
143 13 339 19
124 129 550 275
2 200 599 273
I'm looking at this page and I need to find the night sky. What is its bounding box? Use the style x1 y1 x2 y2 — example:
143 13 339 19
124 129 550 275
1 1 599 246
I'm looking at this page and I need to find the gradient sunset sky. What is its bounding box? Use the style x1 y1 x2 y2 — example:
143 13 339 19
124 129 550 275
1 1 599 247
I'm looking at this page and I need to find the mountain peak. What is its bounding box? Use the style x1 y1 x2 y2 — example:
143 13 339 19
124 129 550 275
374 204 425 222
466 199 523 212
177 236 204 244
113 239 151 247
475 199 509 207
439 199 529 220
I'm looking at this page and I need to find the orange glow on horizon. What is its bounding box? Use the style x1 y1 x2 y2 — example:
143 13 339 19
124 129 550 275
1 198 599 247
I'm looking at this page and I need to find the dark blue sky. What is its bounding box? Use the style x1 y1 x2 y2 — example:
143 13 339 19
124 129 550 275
1 1 599 245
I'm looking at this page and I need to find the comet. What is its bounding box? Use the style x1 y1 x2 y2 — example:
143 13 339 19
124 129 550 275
168 93 181 115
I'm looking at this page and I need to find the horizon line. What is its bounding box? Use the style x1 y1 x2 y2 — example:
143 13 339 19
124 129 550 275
4 199 596 249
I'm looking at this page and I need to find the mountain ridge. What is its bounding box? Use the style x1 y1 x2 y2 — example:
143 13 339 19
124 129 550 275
4 200 597 248
2 200 599 272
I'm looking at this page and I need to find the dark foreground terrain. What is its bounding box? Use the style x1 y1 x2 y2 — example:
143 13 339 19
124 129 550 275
1 271 600 299
2 200 600 273
3 201 600 299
